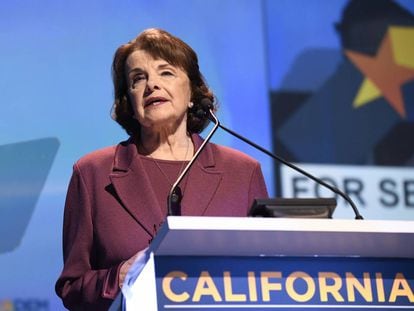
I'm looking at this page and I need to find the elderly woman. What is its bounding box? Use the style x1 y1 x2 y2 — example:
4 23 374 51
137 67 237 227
55 28 268 310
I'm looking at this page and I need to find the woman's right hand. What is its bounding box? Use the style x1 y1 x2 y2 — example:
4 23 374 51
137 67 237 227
118 248 148 288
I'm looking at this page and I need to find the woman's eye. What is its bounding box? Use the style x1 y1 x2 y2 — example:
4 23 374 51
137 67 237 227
130 75 146 88
161 71 174 76
133 74 146 83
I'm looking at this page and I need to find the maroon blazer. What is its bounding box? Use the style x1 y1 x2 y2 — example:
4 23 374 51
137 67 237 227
55 134 268 310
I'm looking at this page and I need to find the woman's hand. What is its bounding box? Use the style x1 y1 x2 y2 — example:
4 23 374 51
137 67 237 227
119 248 148 288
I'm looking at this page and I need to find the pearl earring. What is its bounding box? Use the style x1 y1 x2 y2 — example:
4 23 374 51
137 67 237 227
188 102 194 108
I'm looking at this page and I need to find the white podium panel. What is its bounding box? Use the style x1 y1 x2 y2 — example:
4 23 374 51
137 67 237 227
151 217 414 257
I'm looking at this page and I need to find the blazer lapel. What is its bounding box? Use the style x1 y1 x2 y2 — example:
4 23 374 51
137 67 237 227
109 140 164 237
181 135 223 216
108 135 223 230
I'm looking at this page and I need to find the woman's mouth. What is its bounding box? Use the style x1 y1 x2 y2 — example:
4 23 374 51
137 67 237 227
144 97 168 108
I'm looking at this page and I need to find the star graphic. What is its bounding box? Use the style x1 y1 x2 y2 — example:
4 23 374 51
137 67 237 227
345 26 414 118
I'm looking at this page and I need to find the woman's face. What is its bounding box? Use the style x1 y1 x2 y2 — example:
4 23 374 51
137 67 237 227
125 49 192 131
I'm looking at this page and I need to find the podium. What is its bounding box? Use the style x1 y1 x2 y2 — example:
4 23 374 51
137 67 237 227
119 217 414 310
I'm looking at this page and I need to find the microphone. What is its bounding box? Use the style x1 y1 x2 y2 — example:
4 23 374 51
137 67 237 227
199 98 364 220
167 103 220 216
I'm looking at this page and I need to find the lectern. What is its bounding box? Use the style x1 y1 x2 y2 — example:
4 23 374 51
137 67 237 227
117 217 414 310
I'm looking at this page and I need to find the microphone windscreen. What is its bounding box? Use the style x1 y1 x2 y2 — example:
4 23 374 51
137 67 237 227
195 98 214 119
200 98 213 111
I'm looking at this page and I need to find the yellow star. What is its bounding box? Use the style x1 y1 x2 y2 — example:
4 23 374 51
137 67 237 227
345 26 414 118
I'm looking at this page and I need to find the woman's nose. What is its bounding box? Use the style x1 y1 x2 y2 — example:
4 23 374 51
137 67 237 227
145 75 160 93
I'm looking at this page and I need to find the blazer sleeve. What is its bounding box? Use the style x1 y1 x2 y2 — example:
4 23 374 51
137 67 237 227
248 162 269 208
55 163 122 310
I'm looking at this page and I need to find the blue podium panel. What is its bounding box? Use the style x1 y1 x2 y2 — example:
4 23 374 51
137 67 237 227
155 256 414 310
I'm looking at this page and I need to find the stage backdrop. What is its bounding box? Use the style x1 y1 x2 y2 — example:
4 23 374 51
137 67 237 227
266 0 414 219
0 0 413 310
0 1 270 310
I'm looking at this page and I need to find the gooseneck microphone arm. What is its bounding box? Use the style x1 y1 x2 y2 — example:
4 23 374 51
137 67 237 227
167 110 220 216
201 99 363 220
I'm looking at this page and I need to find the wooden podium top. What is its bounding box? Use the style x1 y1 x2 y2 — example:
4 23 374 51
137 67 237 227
150 217 414 258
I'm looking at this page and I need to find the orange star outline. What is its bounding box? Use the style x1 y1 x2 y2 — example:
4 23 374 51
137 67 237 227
345 29 414 118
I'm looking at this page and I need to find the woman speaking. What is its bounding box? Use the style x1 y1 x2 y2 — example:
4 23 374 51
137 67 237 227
55 28 268 310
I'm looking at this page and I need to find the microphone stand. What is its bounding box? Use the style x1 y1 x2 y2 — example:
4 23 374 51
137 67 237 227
207 110 364 220
167 112 220 216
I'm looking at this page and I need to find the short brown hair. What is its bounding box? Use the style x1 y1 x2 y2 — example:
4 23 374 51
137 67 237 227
111 28 215 137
